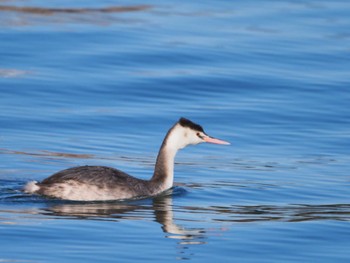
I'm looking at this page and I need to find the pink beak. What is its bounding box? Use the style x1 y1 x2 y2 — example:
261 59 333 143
203 136 230 145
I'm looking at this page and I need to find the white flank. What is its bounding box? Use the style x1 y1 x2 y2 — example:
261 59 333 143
23 181 40 193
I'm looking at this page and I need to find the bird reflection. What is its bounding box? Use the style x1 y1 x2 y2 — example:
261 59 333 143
42 189 207 246
152 195 206 245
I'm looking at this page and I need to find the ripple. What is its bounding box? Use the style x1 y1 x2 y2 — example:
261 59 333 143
0 4 152 26
0 5 151 15
0 148 94 159
0 69 31 78
1 178 349 224
181 204 350 223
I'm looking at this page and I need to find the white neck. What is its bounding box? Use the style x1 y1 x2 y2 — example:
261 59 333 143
150 123 185 192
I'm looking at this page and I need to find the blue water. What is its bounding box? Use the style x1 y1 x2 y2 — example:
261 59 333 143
1 0 350 262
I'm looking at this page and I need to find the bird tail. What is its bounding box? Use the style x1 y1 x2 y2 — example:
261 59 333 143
23 181 40 193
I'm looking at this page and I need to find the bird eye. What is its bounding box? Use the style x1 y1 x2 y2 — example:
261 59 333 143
197 132 203 139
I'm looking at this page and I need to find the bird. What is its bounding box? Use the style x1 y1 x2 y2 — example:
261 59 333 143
24 117 230 201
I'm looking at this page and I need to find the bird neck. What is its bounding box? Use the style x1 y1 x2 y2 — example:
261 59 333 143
149 124 181 193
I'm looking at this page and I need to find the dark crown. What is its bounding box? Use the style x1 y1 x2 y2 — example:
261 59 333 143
178 117 204 132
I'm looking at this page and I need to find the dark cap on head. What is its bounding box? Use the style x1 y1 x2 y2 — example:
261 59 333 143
178 117 205 133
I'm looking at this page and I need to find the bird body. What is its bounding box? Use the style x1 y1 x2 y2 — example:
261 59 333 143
24 118 229 201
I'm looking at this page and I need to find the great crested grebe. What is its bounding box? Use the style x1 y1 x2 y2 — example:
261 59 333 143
24 117 230 201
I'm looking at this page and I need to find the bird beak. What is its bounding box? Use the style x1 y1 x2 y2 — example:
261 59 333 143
203 136 230 145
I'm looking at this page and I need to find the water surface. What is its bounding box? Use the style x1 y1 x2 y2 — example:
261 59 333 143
1 0 350 262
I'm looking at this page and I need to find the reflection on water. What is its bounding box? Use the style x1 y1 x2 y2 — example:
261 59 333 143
1 181 349 225
0 187 207 259
184 204 350 223
0 180 350 261
45 194 207 245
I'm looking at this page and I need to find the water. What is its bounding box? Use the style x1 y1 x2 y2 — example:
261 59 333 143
1 0 350 262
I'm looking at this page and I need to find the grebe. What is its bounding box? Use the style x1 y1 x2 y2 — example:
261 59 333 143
24 117 230 201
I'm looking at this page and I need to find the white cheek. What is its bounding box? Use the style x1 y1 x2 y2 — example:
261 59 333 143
190 134 202 145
